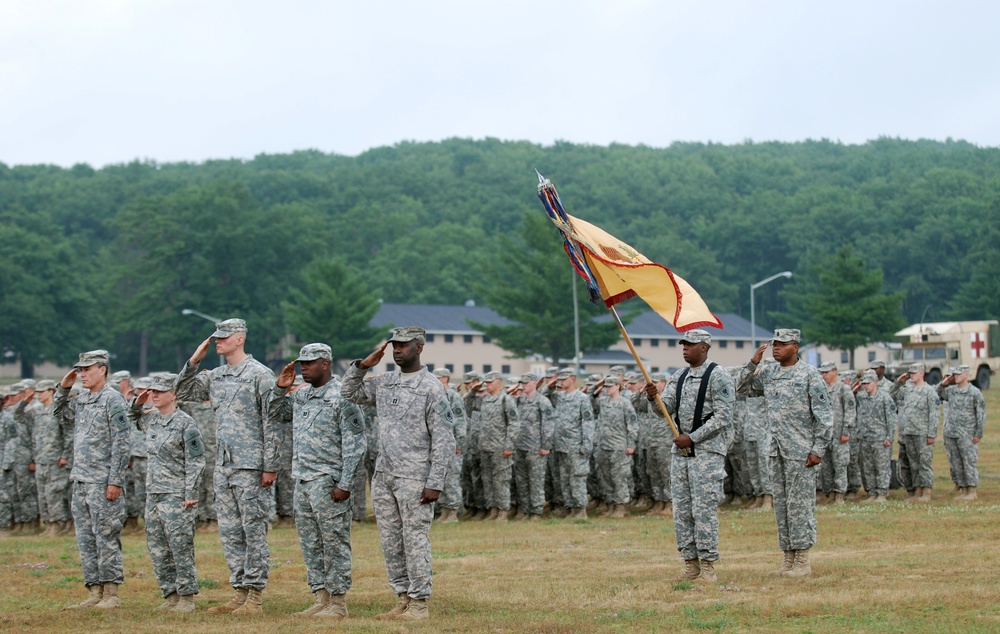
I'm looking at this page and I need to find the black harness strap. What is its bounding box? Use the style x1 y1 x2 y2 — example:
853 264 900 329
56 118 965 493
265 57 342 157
675 362 717 436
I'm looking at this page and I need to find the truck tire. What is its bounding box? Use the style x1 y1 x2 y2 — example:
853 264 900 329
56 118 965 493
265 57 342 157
974 366 991 390
925 369 942 385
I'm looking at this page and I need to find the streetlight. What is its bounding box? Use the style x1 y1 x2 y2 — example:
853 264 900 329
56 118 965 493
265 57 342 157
181 308 225 367
750 271 793 348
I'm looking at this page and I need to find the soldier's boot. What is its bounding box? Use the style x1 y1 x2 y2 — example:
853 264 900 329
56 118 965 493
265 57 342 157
528 514 541 522
0 524 12 538
784 549 812 577
121 517 138 535
953 486 967 498
512 508 528 521
570 507 588 520
586 497 599 510
746 496 760 509
770 551 795 576
719 493 735 506
172 594 196 613
662 501 674 518
918 487 932 502
599 503 614 518
395 598 429 621
871 493 887 503
905 489 917 501
315 593 347 619
11 523 22 535
295 588 330 616
375 594 409 620
676 559 700 582
156 592 179 610
231 588 263 615
64 584 103 609
475 509 490 521
205 519 219 532
207 587 248 614
94 583 121 609
845 491 860 501
730 495 747 508
40 522 56 537
609 504 627 519
634 496 653 512
757 495 773 512
436 508 450 523
443 508 460 524
960 486 977 501
63 520 76 536
494 509 508 522
486 508 499 521
696 560 717 583
832 492 846 505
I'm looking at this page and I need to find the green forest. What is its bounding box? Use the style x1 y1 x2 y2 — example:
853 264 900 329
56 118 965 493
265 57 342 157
1 137 997 376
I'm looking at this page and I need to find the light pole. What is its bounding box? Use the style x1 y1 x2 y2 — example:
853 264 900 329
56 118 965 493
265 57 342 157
750 271 793 348
181 308 225 367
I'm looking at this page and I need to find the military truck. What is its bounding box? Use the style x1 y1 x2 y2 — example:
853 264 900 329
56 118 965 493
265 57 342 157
888 320 999 388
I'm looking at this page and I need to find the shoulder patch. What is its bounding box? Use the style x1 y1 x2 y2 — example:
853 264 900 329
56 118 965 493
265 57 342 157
347 415 364 435
184 427 205 458
110 404 129 432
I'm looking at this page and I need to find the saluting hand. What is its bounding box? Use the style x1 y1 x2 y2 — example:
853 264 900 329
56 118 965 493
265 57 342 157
358 341 389 370
60 368 78 390
190 336 214 366
276 362 297 389
750 343 769 365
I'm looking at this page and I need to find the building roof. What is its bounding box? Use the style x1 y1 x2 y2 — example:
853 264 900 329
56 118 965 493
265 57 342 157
601 310 772 341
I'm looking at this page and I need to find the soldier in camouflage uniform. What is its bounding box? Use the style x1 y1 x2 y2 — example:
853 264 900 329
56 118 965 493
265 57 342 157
742 386 773 511
645 330 734 583
351 399 378 522
0 386 21 534
632 372 672 516
120 376 148 537
513 373 554 521
817 363 856 505
175 318 278 615
432 368 467 523
739 330 832 578
270 343 366 619
179 399 217 531
937 365 986 501
852 370 896 502
890 363 940 502
544 369 595 520
55 350 131 609
465 371 519 521
592 375 638 519
341 327 456 622
15 380 71 535
460 372 487 519
6 381 39 534
128 374 205 612
722 367 752 507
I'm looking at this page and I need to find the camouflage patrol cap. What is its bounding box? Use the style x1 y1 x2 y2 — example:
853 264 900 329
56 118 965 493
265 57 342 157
35 380 57 391
1 385 17 398
608 365 626 375
952 365 970 375
557 368 576 380
586 373 603 385
483 371 503 382
20 379 37 389
545 367 559 378
74 350 109 368
624 371 641 383
111 371 131 383
772 329 800 343
603 375 620 387
518 373 538 384
8 381 27 394
212 319 247 338
388 326 426 344
134 376 154 390
462 372 480 383
650 372 667 382
148 374 178 392
909 363 925 373
680 329 712 345
432 367 452 378
860 369 878 384
295 343 332 362
870 360 886 369
818 362 837 373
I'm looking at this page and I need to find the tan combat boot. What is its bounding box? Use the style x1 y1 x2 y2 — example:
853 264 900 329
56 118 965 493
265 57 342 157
552 505 569 519
609 504 627 519
870 493 887 503
953 486 967 498
231 588 263 615
156 592 179 610
494 510 508 523
758 495 773 512
64 584 103 609
832 492 846 505
443 508 460 523
784 549 812 577
486 508 499 521
436 508 450 523
61 520 75 536
94 583 121 609
396 597 429 621
677 559 700 581
528 514 541 522
295 588 329 616
207 587 248 614
634 496 653 512
696 560 717 583
770 551 795 575
648 501 664 514
905 488 917 501
961 486 977 501
570 507 588 520
375 593 409 620
121 517 137 535
172 594 196 613
315 593 347 619
919 487 932 502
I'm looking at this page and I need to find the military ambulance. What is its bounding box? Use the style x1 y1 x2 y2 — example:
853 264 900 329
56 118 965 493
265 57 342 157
888 320 999 388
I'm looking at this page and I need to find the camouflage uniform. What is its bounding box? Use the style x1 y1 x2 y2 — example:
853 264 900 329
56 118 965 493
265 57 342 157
889 371 940 491
657 354 735 562
464 380 519 512
819 371 856 495
175 346 278 592
738 334 832 554
16 390 71 524
723 371 752 501
546 379 595 512
514 387 555 516
54 357 131 590
179 400 217 523
631 386 672 505
461 377 486 515
272 416 295 521
937 376 986 488
128 379 205 599
0 405 17 527
592 383 638 506
125 422 147 523
5 391 39 525
351 402 378 521
742 394 772 498
340 328 456 601
438 383 467 512
270 369 366 596
855 379 896 496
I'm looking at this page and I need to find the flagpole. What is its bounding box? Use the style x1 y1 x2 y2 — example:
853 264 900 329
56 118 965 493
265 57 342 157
608 306 692 457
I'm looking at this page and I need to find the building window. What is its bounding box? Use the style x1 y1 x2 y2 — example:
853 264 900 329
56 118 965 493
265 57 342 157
719 340 728 348
483 335 491 343
651 366 659 373
483 364 492 373
634 338 642 346
464 364 473 373
667 339 676 347
427 364 435 371
386 363 396 372
426 333 435 343
445 334 454 343
841 351 849 364
736 340 745 349
501 364 510 374
651 339 659 347
464 334 473 343
868 351 876 363
446 364 454 372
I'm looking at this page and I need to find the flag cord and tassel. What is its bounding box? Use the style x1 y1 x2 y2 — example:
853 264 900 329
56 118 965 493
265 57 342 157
608 306 693 457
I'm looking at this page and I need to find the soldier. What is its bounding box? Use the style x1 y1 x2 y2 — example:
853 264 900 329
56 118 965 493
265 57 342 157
465 371 520 521
512 373 554 521
341 327 456 622
55 350 131 609
351 398 378 522
460 372 486 520
128 374 205 613
15 380 70 535
122 377 148 536
179 398 217 532
633 372 672 517
739 330 832 578
722 368 752 507
175 318 278 615
545 369 595 520
742 383 773 511
937 366 986 501
0 385 22 535
852 370 896 503
624 372 651 510
270 343 366 619
644 330 734 583
6 381 40 534
432 368 467 523
889 363 940 502
592 376 638 519
272 385 296 528
818 363 856 505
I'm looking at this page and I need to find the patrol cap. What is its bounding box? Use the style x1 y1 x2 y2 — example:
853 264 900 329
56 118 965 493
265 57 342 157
1 385 17 398
603 375 620 387
387 326 426 344
909 363 925 373
36 380 57 391
860 369 878 384
557 368 576 380
295 343 332 362
772 329 800 343
650 372 667 382
20 379 37 389
483 371 503 382
680 329 712 345
608 365 626 375
111 371 131 383
818 362 837 373
148 374 178 392
870 360 886 369
518 373 538 384
212 319 247 339
545 367 559 378
624 371 641 383
952 365 969 375
134 377 154 390
74 350 110 368
462 372 480 383
8 381 27 394
432 367 452 378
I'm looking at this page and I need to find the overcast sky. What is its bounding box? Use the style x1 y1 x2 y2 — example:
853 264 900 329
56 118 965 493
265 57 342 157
2 1 997 168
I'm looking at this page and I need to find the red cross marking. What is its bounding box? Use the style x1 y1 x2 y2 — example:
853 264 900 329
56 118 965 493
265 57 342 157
970 332 986 358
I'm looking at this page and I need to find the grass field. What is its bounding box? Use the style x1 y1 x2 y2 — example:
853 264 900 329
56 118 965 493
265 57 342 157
1 390 997 633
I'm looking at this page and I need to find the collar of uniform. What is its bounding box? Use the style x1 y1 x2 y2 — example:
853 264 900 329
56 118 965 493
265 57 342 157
78 383 112 404
219 354 256 376
304 380 335 399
